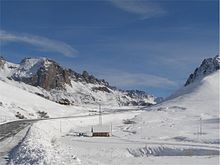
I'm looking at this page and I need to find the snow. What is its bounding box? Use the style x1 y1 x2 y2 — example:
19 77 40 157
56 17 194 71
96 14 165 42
13 57 51 78
0 63 219 164
0 61 18 78
92 124 111 132
0 78 98 122
162 71 219 116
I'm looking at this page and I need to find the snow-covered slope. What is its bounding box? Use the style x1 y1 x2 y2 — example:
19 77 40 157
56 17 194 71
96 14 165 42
185 55 219 86
158 70 219 116
0 79 89 121
0 57 156 106
129 58 220 145
162 55 219 116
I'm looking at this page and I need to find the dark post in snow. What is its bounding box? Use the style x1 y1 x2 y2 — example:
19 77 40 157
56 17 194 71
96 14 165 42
199 117 202 135
60 120 62 133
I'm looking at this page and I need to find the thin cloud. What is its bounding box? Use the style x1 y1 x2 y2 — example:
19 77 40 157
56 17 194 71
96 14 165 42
96 69 176 88
110 0 166 19
0 30 78 57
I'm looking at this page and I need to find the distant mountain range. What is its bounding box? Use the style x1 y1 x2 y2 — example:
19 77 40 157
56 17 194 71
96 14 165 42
0 55 218 107
0 57 157 106
0 55 218 121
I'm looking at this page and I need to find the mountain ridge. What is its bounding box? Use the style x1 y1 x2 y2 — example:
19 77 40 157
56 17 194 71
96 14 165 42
165 55 219 101
0 56 157 106
185 55 219 86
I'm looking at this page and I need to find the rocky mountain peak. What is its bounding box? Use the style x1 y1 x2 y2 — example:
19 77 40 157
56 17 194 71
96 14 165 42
5 57 112 91
185 55 219 86
12 57 72 90
17 57 52 77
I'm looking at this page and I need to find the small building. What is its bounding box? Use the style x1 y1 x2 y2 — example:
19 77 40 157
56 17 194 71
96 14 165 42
91 125 112 137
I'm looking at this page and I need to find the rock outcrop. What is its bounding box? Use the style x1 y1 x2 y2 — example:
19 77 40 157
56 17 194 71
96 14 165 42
12 58 72 90
185 55 219 86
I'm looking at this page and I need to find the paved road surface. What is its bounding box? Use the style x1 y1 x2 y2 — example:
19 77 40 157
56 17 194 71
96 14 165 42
0 120 33 142
0 121 32 164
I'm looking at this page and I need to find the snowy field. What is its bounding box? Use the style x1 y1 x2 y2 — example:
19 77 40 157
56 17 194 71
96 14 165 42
0 71 219 164
5 109 219 165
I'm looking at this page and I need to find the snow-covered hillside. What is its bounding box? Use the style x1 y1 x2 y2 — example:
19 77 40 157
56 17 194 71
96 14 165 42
1 56 219 165
164 70 219 116
0 78 93 122
134 70 219 140
0 57 156 107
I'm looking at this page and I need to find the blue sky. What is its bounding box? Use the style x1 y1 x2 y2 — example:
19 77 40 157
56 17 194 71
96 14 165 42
0 0 218 97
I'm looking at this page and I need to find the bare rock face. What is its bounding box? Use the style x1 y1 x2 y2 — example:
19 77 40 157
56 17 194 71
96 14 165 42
12 58 72 90
185 55 220 86
92 86 111 93
35 62 72 90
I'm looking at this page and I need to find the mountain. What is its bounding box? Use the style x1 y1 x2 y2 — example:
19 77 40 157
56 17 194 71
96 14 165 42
129 56 219 157
166 55 219 101
0 57 156 106
185 55 219 86
159 70 219 116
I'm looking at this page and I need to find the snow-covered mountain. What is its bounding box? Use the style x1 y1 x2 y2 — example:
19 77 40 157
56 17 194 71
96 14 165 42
121 55 220 159
185 55 219 86
158 69 219 116
166 55 219 102
0 57 156 106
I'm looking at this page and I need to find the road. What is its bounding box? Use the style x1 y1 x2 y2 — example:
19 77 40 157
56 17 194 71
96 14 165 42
0 120 33 142
0 121 32 165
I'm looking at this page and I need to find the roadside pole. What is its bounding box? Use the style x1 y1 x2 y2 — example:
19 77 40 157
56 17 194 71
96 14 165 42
60 120 62 133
